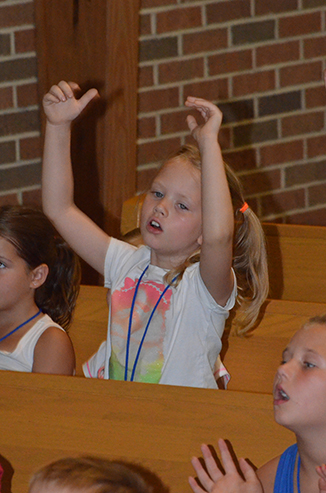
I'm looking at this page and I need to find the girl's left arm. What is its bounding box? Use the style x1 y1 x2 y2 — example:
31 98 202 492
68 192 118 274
185 97 234 306
32 327 75 375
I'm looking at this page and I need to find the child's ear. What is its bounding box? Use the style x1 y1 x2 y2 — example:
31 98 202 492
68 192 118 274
30 264 49 289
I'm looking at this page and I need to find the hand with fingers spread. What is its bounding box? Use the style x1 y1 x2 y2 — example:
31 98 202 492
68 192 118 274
189 440 263 493
43 80 99 126
185 96 223 149
316 464 326 492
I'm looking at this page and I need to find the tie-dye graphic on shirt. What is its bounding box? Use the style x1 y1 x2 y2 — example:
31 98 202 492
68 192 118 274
109 275 173 383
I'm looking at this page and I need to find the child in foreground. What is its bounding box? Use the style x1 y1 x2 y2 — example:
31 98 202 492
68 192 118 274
189 314 326 493
42 81 268 388
28 456 151 493
0 205 80 375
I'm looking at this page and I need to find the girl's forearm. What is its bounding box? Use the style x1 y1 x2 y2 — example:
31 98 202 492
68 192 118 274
42 121 75 223
200 138 234 245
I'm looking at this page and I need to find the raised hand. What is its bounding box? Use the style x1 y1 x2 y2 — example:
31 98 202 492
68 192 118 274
43 80 99 126
185 96 223 147
189 440 263 493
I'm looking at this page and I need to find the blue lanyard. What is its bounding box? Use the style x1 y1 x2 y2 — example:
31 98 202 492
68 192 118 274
124 265 178 382
0 309 42 343
297 454 301 493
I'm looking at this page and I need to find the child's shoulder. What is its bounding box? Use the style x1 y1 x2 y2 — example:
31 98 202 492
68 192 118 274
256 454 280 493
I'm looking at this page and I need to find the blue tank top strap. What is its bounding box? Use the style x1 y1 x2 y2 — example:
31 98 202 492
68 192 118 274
274 444 298 493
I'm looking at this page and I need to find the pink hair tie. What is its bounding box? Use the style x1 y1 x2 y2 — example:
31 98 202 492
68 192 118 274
239 202 249 213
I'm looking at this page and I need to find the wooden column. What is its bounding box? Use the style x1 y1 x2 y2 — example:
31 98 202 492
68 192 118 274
34 0 140 283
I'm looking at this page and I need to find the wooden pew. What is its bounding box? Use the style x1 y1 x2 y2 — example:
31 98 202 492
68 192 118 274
0 371 294 493
70 286 326 392
263 222 326 303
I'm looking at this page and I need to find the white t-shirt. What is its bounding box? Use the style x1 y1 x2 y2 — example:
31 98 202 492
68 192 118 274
84 238 237 389
0 314 64 372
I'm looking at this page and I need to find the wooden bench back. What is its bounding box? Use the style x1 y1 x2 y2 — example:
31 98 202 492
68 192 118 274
263 222 326 303
0 371 293 493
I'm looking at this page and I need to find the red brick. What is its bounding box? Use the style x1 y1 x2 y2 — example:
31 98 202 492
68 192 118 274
279 12 321 38
159 58 204 84
141 0 177 8
306 85 326 108
304 36 326 59
183 28 228 55
255 0 298 14
138 87 179 113
183 78 229 102
161 108 189 135
138 66 154 88
19 136 42 160
206 0 251 24
17 82 39 107
15 28 36 53
156 6 202 34
209 50 252 76
261 189 305 216
22 188 42 207
307 136 326 158
282 112 324 137
0 3 34 28
280 61 322 88
286 208 326 226
260 140 304 166
137 116 156 139
233 70 275 97
256 41 300 67
308 183 326 207
241 169 281 195
139 14 151 36
137 137 180 165
0 194 19 206
0 86 13 110
222 148 257 172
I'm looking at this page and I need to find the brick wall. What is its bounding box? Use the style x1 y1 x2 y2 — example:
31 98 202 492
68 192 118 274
1 0 326 225
0 0 41 207
138 0 326 225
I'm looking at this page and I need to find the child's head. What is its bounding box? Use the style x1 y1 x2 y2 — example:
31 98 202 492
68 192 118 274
273 315 326 433
0 205 81 329
28 456 152 493
140 150 202 269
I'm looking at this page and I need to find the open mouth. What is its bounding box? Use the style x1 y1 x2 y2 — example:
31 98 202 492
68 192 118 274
149 220 162 231
274 386 289 402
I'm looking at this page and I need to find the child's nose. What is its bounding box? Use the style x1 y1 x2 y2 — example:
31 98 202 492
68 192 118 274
154 199 168 216
276 360 294 380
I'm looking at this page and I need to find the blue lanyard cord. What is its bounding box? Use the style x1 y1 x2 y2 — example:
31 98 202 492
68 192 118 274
0 309 42 343
297 454 301 493
124 265 178 382
124 265 149 381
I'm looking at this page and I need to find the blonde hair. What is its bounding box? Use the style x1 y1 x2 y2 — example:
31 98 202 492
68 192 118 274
163 145 269 335
29 456 152 493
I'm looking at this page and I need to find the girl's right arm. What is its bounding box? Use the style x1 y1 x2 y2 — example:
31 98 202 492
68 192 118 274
42 81 110 275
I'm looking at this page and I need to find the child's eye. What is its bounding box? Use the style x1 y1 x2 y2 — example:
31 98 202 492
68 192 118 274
0 261 5 269
178 203 188 210
153 191 163 199
303 361 316 369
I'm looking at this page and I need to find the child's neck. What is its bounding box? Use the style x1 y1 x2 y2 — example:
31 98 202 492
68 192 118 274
0 302 40 335
297 433 326 492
